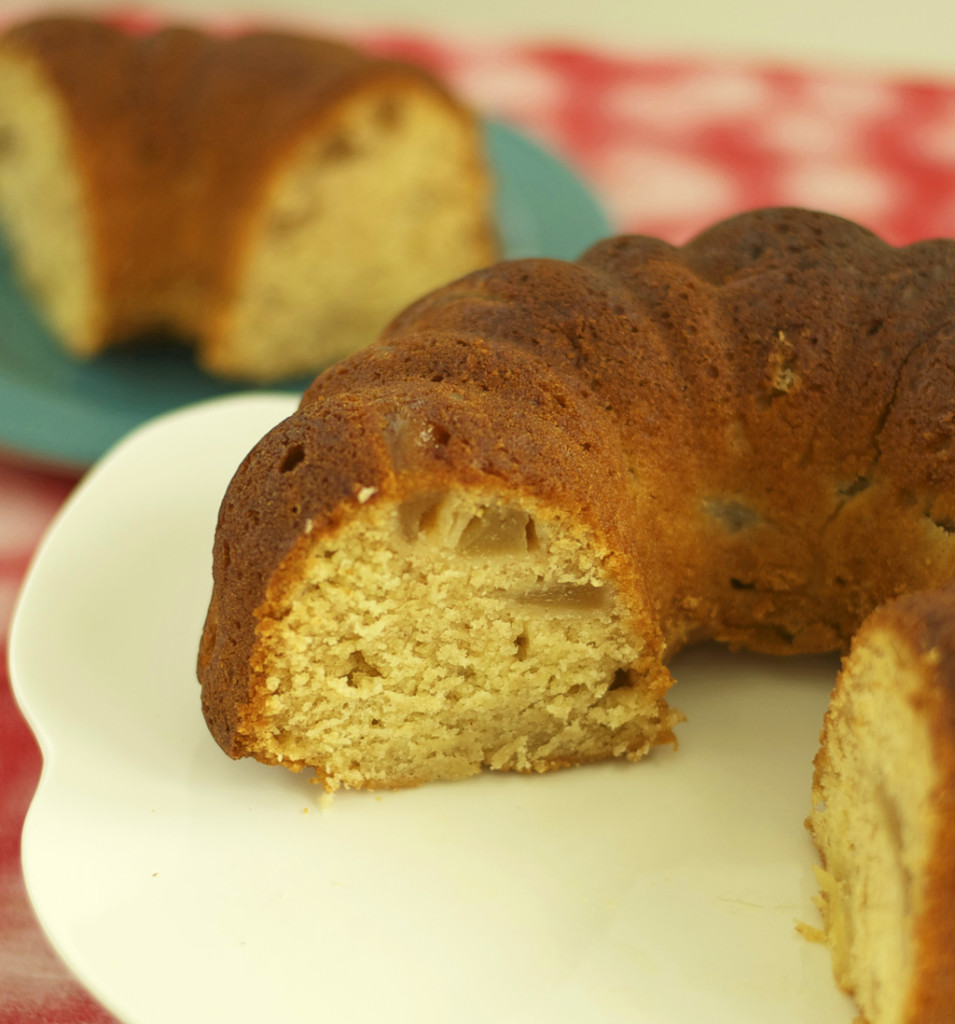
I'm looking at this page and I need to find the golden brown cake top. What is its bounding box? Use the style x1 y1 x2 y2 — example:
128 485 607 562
1 15 461 151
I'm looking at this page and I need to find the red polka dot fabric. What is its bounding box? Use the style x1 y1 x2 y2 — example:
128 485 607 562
363 33 955 247
3 21 955 1020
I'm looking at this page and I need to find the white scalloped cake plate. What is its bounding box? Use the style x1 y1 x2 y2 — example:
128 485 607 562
9 393 859 1024
0 120 610 472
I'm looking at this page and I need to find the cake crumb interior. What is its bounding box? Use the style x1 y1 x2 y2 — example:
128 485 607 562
253 489 667 790
810 632 938 1024
0 51 94 352
219 87 493 380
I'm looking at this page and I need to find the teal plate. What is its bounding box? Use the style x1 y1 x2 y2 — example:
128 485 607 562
0 120 611 472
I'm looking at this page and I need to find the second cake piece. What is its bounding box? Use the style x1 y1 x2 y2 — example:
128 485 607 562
0 15 498 381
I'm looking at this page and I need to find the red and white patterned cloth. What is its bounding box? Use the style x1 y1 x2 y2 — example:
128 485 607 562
3 20 955 1022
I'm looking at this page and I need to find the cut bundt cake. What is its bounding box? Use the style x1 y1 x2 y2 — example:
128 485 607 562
808 588 955 1024
197 206 955 1016
0 15 497 381
199 206 955 788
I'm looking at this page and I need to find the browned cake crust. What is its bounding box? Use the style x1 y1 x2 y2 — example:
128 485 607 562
0 15 497 377
200 206 955 755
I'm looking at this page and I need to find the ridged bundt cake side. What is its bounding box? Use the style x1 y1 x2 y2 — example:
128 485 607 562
198 206 955 1019
808 586 955 1024
0 15 497 380
198 206 955 786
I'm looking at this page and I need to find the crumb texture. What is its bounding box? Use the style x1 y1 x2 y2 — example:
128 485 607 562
248 489 671 790
220 83 495 380
808 610 955 1024
0 47 93 350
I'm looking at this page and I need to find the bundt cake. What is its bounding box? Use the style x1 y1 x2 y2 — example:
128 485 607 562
0 15 497 381
807 587 955 1024
197 206 955 1018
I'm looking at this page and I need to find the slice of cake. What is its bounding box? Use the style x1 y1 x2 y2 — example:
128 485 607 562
808 587 955 1024
0 15 498 381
